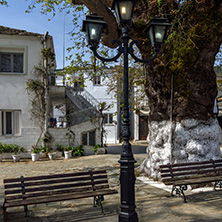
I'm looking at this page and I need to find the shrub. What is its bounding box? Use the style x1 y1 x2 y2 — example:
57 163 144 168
45 147 52 153
31 145 42 154
92 144 103 153
0 143 24 153
64 146 73 151
56 144 64 152
72 145 84 156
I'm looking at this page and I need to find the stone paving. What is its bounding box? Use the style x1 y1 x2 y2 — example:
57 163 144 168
1 154 222 221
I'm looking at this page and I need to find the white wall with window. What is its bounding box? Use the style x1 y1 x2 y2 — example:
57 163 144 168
0 29 55 150
83 70 119 144
0 110 20 136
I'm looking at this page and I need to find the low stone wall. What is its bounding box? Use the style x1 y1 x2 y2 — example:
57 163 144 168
48 120 100 148
0 127 40 151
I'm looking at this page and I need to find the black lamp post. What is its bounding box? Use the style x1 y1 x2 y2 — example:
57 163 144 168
82 1 171 221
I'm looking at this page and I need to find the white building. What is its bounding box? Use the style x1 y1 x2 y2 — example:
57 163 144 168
54 69 120 145
84 71 119 144
0 26 146 151
0 26 101 152
0 26 55 150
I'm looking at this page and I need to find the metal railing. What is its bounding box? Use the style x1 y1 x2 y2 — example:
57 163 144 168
78 88 100 108
66 86 99 109
66 107 98 126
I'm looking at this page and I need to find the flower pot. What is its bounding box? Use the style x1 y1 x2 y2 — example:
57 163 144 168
64 151 72 159
0 154 2 162
48 152 56 160
31 153 40 161
12 155 20 162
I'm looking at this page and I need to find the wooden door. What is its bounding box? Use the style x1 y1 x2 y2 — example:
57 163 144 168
139 116 148 140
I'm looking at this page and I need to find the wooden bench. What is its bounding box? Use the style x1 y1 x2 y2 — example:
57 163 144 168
159 159 222 203
3 170 118 221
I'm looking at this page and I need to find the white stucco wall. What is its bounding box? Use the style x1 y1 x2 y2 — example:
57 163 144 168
48 120 100 155
84 71 119 144
0 33 51 150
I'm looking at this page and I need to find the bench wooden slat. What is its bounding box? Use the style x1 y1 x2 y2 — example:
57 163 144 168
161 169 222 178
162 175 222 186
4 174 108 189
4 189 118 208
160 164 222 174
5 185 110 201
5 179 109 195
4 170 107 183
159 159 222 168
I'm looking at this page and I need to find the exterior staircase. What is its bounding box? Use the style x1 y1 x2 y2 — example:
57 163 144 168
66 86 99 125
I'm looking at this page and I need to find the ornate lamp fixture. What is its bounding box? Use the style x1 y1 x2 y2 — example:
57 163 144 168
82 1 171 221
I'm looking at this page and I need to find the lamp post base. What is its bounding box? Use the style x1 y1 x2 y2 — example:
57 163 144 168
118 141 138 222
119 211 138 222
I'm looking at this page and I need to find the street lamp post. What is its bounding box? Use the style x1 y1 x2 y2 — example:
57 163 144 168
82 1 171 221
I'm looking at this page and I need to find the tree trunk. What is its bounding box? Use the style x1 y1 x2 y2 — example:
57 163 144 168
72 0 222 178
139 1 222 179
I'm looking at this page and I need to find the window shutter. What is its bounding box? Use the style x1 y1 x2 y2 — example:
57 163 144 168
0 111 2 136
14 111 20 135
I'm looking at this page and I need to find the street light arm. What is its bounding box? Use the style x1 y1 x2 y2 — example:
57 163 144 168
90 40 124 63
129 40 160 64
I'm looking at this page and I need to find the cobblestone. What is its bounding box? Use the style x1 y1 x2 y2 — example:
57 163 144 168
1 154 222 221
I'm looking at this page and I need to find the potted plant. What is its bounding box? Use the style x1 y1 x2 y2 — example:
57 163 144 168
31 146 42 161
56 144 64 157
46 148 57 160
11 145 21 162
64 147 72 159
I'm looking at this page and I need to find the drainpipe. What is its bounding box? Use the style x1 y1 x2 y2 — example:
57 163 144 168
41 32 49 137
170 72 174 164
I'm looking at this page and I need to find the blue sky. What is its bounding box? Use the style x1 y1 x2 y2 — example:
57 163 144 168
0 1 75 69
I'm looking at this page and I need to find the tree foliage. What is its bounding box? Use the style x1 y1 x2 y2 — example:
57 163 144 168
26 0 222 122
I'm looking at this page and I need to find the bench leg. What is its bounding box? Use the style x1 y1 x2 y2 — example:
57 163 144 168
24 205 29 222
171 185 187 203
3 207 7 222
93 196 104 214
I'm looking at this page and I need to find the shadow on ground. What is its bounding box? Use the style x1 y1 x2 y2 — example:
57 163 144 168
5 204 119 222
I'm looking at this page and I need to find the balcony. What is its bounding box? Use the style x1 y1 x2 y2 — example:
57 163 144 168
48 73 65 98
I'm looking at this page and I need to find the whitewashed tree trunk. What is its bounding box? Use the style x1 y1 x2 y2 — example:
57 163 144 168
140 118 222 179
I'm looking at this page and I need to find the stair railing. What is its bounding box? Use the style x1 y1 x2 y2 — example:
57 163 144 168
66 86 100 108
78 88 100 108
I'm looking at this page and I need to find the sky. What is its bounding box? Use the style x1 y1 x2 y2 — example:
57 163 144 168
0 0 76 69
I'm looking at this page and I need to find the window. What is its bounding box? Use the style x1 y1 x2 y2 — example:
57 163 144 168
0 53 23 73
0 46 27 74
104 113 113 124
93 76 101 85
0 110 20 136
81 130 96 146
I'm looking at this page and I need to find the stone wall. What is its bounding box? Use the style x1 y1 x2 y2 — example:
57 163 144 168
0 120 101 154
0 127 40 150
48 120 100 154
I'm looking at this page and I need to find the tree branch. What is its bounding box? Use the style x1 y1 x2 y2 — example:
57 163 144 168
72 0 120 48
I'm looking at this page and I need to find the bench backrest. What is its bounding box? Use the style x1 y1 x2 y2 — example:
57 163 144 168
159 159 222 182
4 170 110 202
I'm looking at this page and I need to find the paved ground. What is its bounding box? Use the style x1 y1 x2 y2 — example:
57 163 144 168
1 153 222 222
